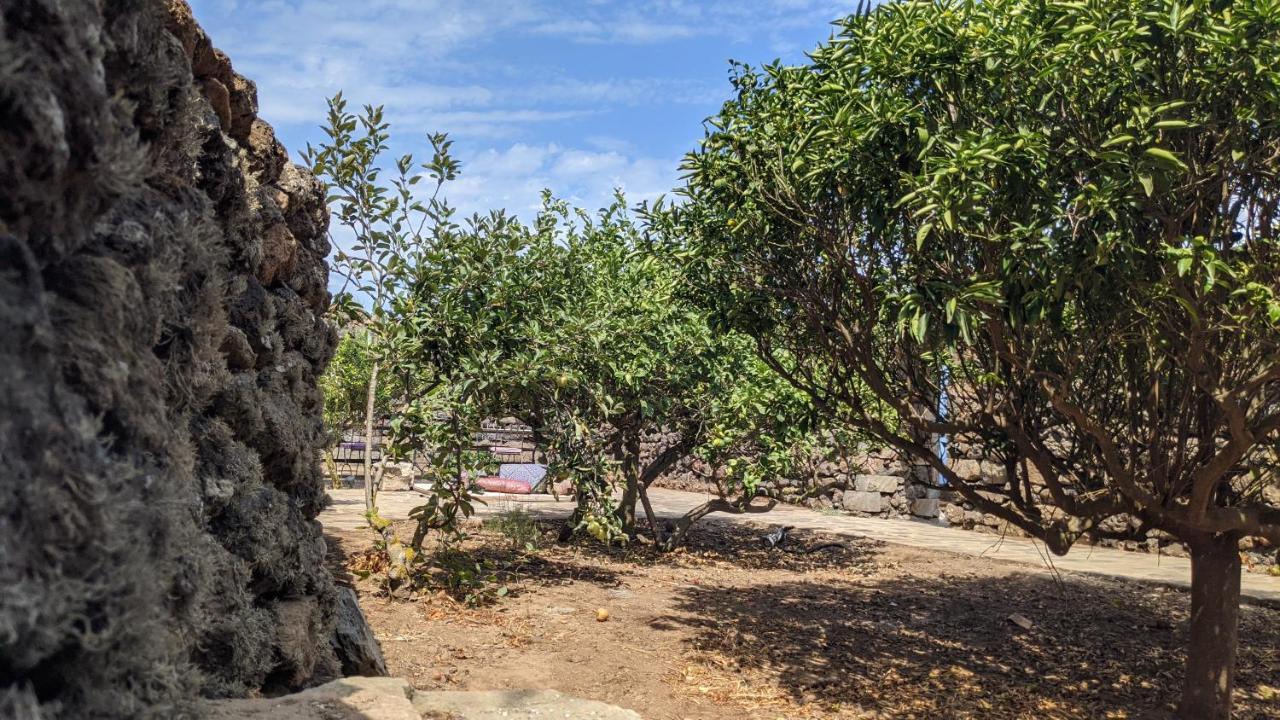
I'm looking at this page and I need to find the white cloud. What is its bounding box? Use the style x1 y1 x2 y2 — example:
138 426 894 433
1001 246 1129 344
523 1 855 45
444 143 679 220
189 0 847 234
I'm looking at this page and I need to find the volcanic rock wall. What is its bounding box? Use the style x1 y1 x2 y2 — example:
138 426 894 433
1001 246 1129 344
0 1 348 717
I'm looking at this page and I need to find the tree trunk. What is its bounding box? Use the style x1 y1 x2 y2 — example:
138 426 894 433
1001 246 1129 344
362 361 381 525
1179 532 1242 720
661 496 777 551
638 484 664 545
323 448 341 489
615 430 641 540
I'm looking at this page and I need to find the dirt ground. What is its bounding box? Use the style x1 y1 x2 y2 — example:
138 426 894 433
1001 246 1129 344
326 518 1280 720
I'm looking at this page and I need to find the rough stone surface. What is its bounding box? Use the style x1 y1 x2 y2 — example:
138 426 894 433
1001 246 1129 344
207 681 646 720
332 587 390 677
412 689 643 720
206 677 419 720
381 461 418 492
842 491 884 514
0 2 350 717
910 498 941 518
854 474 903 493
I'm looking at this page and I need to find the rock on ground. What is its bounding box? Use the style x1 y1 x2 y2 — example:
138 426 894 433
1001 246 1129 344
206 678 419 720
205 680 644 720
332 587 390 677
412 689 643 720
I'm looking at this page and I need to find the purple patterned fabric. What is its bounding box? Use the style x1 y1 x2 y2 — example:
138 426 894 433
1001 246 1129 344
499 463 547 490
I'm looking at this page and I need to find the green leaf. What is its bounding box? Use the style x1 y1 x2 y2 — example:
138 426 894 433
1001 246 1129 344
1101 134 1136 148
911 312 929 342
915 223 933 250
1144 147 1188 171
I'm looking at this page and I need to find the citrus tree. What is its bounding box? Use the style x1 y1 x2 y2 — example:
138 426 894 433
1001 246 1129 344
304 95 466 581
307 97 866 574
679 1 1280 716
519 199 746 543
394 194 833 548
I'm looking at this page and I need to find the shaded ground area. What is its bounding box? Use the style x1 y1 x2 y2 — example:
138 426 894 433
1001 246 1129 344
324 489 1280 603
325 514 1280 720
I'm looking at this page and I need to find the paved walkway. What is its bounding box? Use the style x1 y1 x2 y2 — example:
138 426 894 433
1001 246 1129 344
321 487 1280 605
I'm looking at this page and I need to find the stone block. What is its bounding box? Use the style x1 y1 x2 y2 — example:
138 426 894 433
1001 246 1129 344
379 462 416 492
885 459 911 476
207 677 415 720
978 461 1008 486
948 458 981 480
842 491 883 513
910 498 940 518
413 689 642 720
854 474 902 493
910 465 934 485
948 458 1007 485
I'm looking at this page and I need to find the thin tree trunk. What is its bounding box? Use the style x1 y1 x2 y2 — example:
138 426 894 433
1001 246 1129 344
638 484 663 545
616 430 641 540
1179 532 1242 720
323 448 341 489
362 361 381 525
358 361 412 587
452 411 465 492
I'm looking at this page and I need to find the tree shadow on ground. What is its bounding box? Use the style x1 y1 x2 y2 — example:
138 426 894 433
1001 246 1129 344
655 570 1280 719
451 520 882 602
467 544 630 590
361 520 634 594
537 517 885 574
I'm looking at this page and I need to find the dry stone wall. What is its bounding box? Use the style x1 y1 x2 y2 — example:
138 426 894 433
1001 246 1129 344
646 432 942 521
943 436 1278 566
0 1 363 717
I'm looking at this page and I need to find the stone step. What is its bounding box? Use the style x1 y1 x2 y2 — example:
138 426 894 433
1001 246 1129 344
205 677 419 719
413 688 642 719
205 678 644 719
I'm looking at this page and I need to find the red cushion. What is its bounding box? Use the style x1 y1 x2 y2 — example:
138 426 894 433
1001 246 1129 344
475 477 534 494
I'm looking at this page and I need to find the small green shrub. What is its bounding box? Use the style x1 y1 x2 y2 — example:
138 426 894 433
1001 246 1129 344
485 508 542 551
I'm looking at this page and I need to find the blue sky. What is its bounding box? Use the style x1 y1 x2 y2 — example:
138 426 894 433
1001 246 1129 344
189 1 854 219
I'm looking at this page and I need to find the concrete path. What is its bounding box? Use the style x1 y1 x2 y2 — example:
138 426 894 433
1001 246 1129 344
321 487 1280 605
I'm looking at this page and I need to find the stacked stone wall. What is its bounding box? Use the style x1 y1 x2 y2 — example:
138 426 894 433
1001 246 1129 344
0 2 365 716
645 431 943 521
943 436 1277 567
